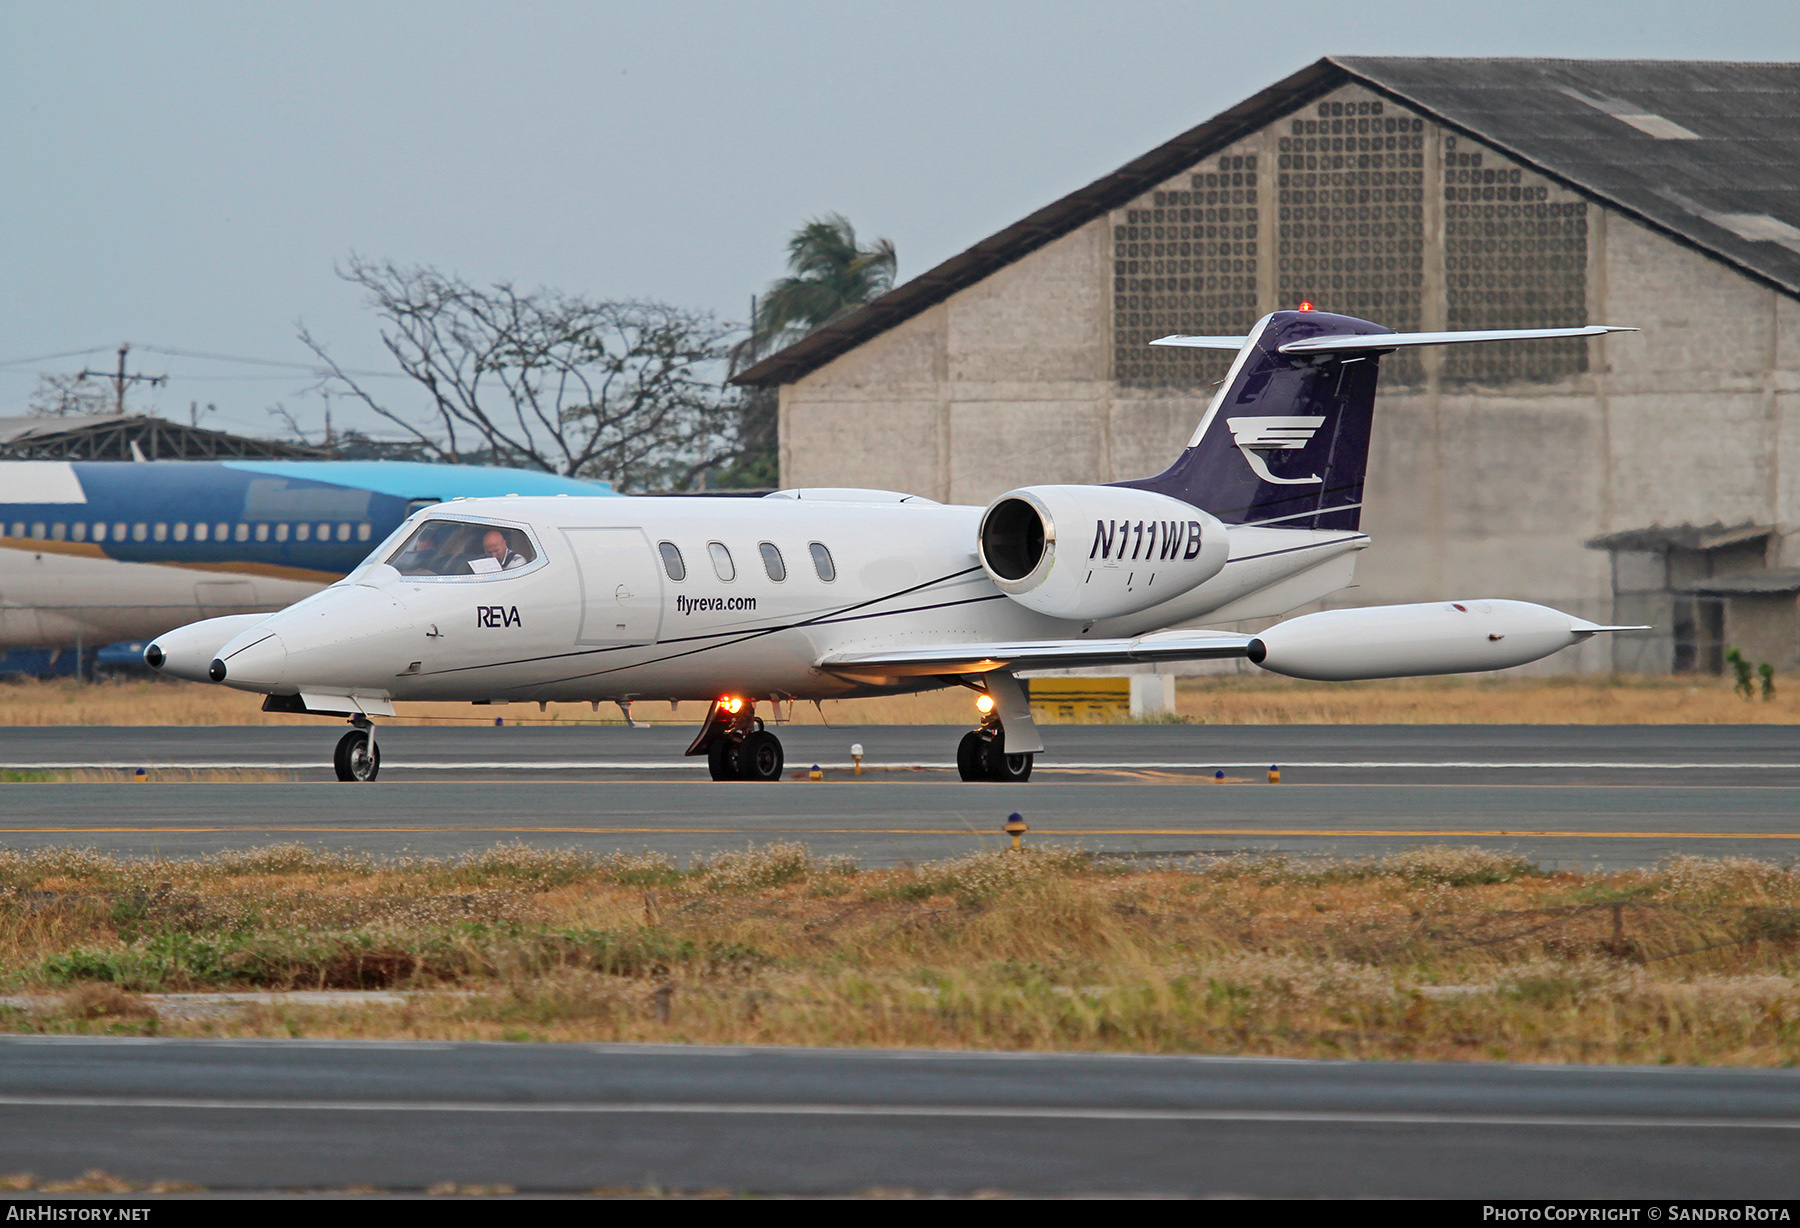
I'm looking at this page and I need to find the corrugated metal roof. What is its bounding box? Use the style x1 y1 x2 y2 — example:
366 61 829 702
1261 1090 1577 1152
1342 57 1800 298
736 56 1800 388
1586 522 1775 552
1687 568 1800 595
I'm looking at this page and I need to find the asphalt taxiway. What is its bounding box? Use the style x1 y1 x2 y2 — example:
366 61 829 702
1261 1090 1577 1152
2 724 1798 865
2 1037 1796 1196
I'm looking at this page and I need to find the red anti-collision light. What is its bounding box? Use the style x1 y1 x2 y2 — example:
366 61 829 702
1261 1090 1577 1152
1296 300 1315 312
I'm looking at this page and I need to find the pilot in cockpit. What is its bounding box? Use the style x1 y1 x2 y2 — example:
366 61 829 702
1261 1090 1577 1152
469 528 528 573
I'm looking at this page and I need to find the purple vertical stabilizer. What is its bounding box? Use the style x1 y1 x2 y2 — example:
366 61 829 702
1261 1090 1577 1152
1114 309 1394 530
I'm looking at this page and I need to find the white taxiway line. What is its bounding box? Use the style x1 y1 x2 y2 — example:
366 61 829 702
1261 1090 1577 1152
8 761 1800 772
0 1094 1791 1129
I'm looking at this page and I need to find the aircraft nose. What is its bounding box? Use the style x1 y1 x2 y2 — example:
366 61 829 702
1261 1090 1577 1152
211 629 289 689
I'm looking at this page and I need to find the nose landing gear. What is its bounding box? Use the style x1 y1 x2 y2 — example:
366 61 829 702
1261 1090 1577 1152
689 696 785 782
333 715 381 782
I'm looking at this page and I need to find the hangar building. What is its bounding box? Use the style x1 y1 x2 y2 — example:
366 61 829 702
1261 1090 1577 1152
736 58 1800 673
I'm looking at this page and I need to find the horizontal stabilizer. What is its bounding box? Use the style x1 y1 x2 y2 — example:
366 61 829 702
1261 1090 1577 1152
819 633 1258 678
1278 325 1637 355
1147 335 1252 350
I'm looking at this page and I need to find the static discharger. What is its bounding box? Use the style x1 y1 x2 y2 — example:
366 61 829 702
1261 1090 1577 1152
1003 812 1028 851
850 743 864 775
1269 764 1281 784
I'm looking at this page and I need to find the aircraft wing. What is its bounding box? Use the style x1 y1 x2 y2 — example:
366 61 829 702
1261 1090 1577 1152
818 632 1259 678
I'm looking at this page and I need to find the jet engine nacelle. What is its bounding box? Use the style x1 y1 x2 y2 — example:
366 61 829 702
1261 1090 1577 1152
1249 599 1606 680
144 613 272 683
978 485 1228 621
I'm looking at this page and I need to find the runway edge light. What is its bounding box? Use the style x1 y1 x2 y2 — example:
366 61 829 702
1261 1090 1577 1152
1003 813 1028 851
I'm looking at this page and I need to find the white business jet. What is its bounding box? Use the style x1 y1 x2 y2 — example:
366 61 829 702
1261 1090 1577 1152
147 308 1642 782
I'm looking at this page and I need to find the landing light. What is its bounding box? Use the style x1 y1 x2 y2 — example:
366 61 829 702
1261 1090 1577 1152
974 694 996 715
717 695 744 714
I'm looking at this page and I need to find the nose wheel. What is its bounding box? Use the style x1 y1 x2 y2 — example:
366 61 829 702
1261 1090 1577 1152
956 725 1033 782
333 722 381 782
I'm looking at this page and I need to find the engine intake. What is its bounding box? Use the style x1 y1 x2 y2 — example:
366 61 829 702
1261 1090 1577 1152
977 485 1227 621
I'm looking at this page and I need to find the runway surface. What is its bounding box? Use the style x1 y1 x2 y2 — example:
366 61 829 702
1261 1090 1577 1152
2 1037 1796 1196
3 724 1799 865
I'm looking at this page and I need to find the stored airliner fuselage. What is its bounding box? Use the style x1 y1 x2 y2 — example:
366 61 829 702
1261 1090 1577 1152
148 309 1643 783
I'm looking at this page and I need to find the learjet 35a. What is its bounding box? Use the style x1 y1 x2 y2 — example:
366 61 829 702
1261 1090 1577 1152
147 309 1643 782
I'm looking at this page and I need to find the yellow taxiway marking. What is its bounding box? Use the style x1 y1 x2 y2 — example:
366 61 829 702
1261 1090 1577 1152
3 826 1800 840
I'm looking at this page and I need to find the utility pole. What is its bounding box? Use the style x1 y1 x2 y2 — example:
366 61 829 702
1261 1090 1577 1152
78 344 165 416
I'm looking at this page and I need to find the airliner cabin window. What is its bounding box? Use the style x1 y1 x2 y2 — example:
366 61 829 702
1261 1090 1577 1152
809 542 836 582
759 542 786 582
658 542 686 581
385 520 538 577
708 542 736 582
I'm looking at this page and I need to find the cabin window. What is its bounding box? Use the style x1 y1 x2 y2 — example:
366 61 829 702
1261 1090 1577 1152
192 523 207 542
809 542 837 582
384 519 539 578
72 523 86 542
7 523 19 538
658 542 686 581
51 523 65 541
131 523 146 542
356 523 371 542
274 523 288 542
31 523 45 540
233 524 248 543
296 523 310 542
335 523 350 542
254 523 269 542
215 523 229 541
708 541 735 582
759 542 786 582
173 523 188 542
153 523 167 542
114 523 127 541
315 522 330 541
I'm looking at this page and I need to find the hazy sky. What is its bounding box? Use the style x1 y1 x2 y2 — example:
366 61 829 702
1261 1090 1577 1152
5 1 1798 439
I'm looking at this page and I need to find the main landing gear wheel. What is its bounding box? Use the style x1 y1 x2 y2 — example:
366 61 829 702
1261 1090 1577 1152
698 700 785 782
733 730 785 782
957 729 1033 782
707 738 740 781
333 728 380 782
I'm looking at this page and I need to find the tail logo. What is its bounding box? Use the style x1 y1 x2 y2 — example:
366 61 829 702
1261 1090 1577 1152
1226 416 1326 486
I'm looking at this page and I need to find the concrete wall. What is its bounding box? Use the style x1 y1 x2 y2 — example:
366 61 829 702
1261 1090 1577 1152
777 89 1800 671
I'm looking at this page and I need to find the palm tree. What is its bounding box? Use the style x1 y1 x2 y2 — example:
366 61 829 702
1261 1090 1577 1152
747 214 897 358
710 215 895 491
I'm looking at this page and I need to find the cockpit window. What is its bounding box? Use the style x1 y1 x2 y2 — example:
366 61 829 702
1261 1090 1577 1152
384 519 538 577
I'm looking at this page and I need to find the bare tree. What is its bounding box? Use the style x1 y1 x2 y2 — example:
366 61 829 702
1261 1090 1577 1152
300 257 745 491
28 373 112 417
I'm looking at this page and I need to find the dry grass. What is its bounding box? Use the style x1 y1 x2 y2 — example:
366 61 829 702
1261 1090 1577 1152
2 672 1797 727
3 842 1799 1065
